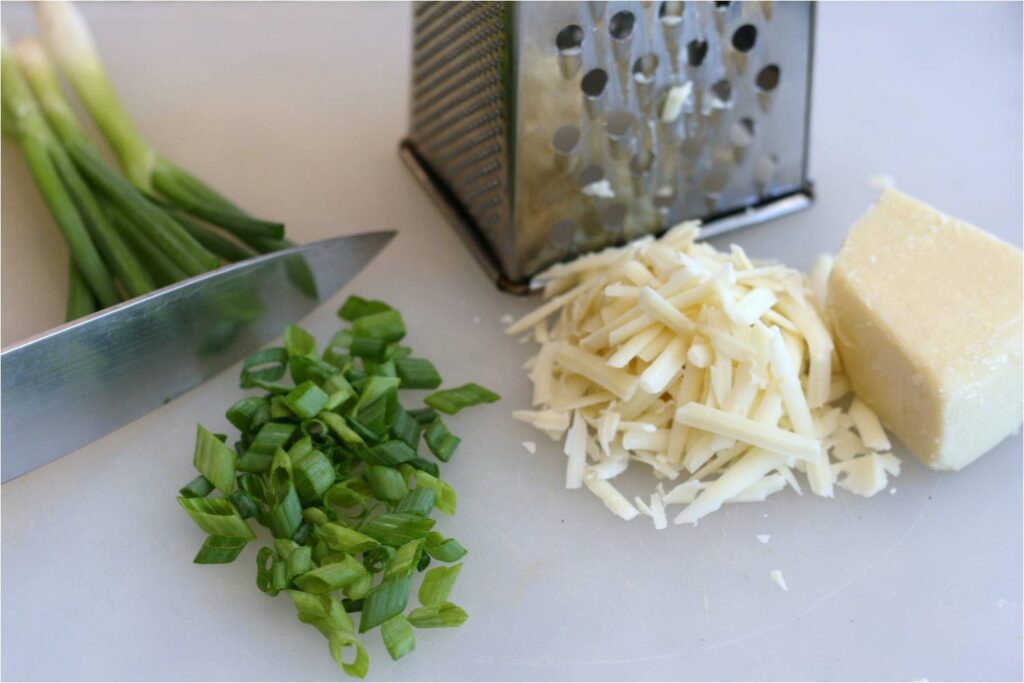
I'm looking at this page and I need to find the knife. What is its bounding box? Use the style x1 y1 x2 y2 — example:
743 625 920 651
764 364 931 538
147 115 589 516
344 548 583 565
0 231 395 483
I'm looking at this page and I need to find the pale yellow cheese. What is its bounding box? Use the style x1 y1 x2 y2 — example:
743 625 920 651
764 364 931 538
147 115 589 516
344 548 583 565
828 190 1023 470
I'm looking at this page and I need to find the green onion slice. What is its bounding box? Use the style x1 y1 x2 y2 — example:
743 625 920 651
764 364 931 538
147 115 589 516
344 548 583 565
424 417 460 463
424 532 468 563
407 602 468 629
284 381 329 420
380 615 416 662
394 357 442 390
424 383 500 415
418 563 463 605
358 513 435 547
240 347 288 388
193 535 248 564
193 425 236 494
338 295 393 321
178 497 255 539
284 323 317 359
359 575 412 633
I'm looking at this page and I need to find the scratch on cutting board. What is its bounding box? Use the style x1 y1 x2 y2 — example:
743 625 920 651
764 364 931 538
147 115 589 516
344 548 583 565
452 477 944 669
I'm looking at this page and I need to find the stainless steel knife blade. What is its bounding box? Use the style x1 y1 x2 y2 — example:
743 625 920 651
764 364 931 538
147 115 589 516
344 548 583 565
0 231 395 483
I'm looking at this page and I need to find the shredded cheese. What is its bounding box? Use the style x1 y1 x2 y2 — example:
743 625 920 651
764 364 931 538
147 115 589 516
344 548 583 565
507 221 901 528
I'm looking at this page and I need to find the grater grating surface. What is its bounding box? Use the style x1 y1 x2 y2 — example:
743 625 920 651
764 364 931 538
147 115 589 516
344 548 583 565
403 1 815 292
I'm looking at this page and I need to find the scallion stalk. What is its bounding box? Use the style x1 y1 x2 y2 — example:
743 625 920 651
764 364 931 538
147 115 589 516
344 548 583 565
1 40 119 308
37 2 285 242
65 259 96 320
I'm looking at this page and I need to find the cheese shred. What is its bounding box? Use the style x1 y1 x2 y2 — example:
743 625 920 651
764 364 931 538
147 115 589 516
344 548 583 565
508 222 900 528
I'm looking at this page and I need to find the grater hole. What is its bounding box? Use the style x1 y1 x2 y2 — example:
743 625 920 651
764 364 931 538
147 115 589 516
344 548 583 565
556 24 585 53
702 166 730 195
680 136 702 159
714 1 731 11
577 164 605 188
711 79 733 105
729 118 755 147
603 203 627 232
754 154 779 186
731 24 757 52
552 125 581 154
609 11 636 40
632 54 659 83
687 40 709 67
581 68 609 97
630 149 655 175
550 219 577 250
653 190 675 209
756 64 780 91
606 110 634 138
659 1 684 25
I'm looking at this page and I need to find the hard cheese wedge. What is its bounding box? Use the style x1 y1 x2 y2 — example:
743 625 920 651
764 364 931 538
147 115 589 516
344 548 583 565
828 190 1022 470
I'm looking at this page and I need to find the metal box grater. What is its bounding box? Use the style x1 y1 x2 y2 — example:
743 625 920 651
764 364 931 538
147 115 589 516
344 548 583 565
400 1 815 292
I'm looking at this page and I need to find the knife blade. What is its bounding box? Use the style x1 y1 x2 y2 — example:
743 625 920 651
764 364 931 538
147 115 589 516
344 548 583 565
0 231 395 483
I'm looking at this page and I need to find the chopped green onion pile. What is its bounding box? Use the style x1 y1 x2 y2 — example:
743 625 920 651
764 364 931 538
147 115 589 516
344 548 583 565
177 297 498 678
2 2 289 323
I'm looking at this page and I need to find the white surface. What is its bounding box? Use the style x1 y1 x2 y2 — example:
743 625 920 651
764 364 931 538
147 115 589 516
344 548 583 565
2 2 1021 681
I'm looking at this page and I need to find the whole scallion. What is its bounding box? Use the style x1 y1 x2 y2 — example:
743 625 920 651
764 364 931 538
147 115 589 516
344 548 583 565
176 297 499 677
1 38 120 309
37 1 285 246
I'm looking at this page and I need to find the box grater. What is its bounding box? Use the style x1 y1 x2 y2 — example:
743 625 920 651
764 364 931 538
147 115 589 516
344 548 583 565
400 1 815 293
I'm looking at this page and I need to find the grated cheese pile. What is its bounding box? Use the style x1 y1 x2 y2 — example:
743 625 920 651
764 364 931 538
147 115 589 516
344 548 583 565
506 221 901 528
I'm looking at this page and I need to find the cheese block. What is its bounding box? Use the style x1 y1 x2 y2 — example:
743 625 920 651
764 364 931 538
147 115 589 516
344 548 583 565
828 190 1023 470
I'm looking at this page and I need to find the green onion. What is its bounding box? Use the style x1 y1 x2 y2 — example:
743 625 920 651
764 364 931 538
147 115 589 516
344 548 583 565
424 383 501 415
16 38 157 298
238 422 295 473
338 295 392 321
105 200 188 286
228 490 260 519
361 440 417 467
380 615 416 662
284 323 317 359
389 407 422 450
178 497 255 540
424 532 468 562
359 575 412 633
179 474 214 499
176 296 497 676
193 425 236 494
408 408 438 424
424 417 460 463
240 347 288 388
353 376 401 433
226 396 270 434
365 465 409 502
359 513 435 547
65 259 97 321
194 535 248 565
349 337 392 362
163 205 256 263
293 449 335 502
37 2 285 247
395 358 442 390
406 457 440 478
418 563 463 605
284 381 329 420
407 602 468 628
320 523 380 554
294 555 368 595
384 539 425 581
328 633 369 679
395 488 436 517
411 470 457 516
1 41 120 308
352 309 406 343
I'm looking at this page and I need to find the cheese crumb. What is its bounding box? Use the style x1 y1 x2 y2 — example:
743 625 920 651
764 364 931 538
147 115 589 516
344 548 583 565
756 534 771 544
500 314 514 325
770 569 788 592
522 441 537 455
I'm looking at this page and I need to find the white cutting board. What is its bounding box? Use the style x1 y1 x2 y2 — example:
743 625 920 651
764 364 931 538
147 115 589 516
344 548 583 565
1 3 1021 681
